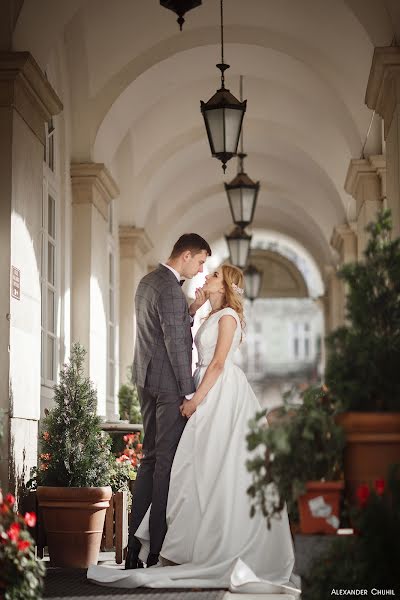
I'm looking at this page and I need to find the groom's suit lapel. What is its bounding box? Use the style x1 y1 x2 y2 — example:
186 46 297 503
157 263 183 288
157 264 193 344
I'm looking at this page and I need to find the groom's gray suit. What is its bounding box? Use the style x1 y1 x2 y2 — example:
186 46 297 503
128 264 195 555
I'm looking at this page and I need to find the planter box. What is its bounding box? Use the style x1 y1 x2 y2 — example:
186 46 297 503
101 491 129 564
298 480 344 534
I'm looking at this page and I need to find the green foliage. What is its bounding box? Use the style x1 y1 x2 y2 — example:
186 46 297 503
246 385 345 528
37 343 114 487
302 464 400 598
0 493 45 599
118 374 142 424
108 460 136 510
325 209 400 412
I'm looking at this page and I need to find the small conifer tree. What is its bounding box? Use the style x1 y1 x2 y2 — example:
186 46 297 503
38 343 113 487
325 209 400 412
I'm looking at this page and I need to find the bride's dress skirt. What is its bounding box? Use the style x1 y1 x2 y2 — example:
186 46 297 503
88 360 299 595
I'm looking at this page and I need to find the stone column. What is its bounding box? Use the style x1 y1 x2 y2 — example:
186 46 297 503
0 52 62 493
119 227 153 386
366 47 400 237
344 156 384 259
328 223 358 329
70 163 119 417
323 267 345 335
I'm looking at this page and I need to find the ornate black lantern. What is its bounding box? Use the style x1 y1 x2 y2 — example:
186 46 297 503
200 0 246 172
225 226 252 269
225 153 260 228
160 0 202 31
244 264 263 302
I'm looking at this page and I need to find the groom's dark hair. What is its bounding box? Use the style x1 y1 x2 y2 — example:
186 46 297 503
170 233 212 259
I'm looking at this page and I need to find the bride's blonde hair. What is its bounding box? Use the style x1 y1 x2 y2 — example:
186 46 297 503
220 264 246 336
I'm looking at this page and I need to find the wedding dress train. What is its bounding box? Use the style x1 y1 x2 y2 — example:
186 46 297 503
88 307 300 595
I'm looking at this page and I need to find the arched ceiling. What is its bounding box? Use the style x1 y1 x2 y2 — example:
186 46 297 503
13 0 400 276
246 249 308 299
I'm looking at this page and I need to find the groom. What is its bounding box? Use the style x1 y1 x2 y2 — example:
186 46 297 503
125 233 211 569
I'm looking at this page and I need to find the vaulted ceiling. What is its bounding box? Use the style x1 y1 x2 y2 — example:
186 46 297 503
13 0 400 274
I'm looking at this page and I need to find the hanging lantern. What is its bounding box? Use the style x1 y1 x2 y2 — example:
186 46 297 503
225 153 259 228
225 226 252 269
200 0 246 172
244 264 263 302
160 0 202 31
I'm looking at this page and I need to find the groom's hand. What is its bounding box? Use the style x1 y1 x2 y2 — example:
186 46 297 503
189 288 209 317
180 399 197 418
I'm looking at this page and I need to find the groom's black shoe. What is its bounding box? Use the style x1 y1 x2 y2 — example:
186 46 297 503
125 540 144 569
146 552 159 567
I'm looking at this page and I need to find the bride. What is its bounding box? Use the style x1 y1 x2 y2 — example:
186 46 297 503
88 265 299 595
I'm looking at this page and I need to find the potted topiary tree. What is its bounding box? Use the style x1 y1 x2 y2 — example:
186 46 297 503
36 343 114 568
325 209 400 503
247 385 345 534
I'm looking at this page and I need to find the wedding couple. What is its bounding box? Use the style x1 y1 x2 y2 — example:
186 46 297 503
88 233 299 595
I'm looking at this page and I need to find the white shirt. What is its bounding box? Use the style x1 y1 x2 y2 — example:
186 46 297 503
161 263 194 401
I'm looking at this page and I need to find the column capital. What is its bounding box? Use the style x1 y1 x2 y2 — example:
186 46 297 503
119 226 153 259
344 157 383 215
365 46 400 137
330 223 357 263
0 51 63 144
71 163 119 221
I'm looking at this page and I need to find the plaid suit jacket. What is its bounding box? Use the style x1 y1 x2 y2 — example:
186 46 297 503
132 264 195 396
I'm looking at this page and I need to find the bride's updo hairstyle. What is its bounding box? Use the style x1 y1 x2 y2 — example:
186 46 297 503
220 264 245 335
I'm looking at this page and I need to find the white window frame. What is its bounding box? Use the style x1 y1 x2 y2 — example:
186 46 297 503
292 321 312 361
107 201 117 407
41 120 60 388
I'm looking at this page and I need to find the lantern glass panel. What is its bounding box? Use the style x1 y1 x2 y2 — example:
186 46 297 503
205 108 224 154
245 269 262 301
205 107 243 156
228 187 256 224
227 237 250 268
224 107 243 153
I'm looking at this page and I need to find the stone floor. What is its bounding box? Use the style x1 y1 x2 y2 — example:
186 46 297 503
42 553 300 600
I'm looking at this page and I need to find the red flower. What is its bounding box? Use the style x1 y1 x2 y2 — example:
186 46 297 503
17 540 31 552
5 493 15 506
7 522 21 542
42 431 50 441
24 512 37 527
374 479 385 496
356 483 370 507
123 434 129 442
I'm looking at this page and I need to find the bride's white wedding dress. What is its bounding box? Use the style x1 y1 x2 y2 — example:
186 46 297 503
88 307 300 595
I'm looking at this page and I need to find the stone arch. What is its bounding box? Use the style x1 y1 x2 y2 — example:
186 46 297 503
247 249 308 298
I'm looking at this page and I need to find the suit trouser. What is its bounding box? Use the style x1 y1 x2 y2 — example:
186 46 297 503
128 385 187 555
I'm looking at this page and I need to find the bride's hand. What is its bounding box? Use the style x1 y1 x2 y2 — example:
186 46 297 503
180 399 198 418
189 288 209 315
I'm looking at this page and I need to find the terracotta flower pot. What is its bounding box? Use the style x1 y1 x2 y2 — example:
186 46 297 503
298 480 344 534
335 412 400 504
37 486 112 568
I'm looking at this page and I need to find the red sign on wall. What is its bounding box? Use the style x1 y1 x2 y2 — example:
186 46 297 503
11 266 20 300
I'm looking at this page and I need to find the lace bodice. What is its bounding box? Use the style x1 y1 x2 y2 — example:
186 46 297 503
194 307 241 368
